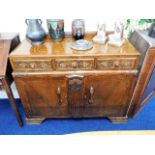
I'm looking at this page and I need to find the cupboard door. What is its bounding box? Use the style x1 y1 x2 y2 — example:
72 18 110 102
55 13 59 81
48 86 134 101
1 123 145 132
83 73 136 117
15 76 69 117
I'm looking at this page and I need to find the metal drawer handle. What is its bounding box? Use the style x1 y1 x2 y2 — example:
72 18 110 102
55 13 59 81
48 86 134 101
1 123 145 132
0 80 3 90
89 86 94 104
57 87 62 105
72 62 78 68
30 62 36 69
60 62 66 68
114 61 119 67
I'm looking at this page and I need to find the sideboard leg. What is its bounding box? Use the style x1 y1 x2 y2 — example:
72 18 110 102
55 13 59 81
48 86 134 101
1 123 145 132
108 117 128 123
26 117 45 125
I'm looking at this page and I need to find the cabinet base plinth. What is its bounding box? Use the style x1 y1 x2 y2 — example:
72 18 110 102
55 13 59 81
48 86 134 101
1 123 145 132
26 117 45 125
108 117 128 123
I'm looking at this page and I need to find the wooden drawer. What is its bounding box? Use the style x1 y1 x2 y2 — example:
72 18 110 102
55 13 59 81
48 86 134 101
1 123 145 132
12 59 53 71
11 57 139 72
96 57 138 70
54 58 94 71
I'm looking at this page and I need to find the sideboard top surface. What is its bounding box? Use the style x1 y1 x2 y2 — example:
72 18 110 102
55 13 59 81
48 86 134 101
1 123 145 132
10 33 140 58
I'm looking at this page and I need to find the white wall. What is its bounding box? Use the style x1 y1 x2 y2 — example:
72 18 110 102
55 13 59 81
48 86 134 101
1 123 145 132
0 0 153 39
0 0 153 98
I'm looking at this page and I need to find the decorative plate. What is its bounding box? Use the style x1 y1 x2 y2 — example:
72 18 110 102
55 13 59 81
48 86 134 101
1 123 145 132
70 39 93 51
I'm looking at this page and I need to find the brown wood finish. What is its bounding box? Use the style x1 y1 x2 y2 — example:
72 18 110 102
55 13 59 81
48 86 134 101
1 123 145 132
1 77 23 126
127 31 155 117
0 34 23 127
14 75 69 118
127 48 155 116
83 73 136 117
9 33 140 124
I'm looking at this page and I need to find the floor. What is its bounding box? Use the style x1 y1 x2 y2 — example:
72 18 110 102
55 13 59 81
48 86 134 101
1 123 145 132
0 96 155 135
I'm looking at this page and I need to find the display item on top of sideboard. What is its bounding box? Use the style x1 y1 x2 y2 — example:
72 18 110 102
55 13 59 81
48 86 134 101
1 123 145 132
47 19 65 41
72 19 85 40
93 23 107 44
108 21 125 47
70 39 93 51
25 19 154 47
25 19 46 45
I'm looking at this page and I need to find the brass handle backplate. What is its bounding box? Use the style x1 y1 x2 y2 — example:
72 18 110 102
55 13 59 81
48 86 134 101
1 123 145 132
57 87 62 105
89 86 94 104
66 75 84 92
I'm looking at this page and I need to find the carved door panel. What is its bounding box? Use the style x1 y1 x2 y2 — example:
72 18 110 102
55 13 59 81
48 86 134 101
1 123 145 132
83 74 136 117
15 76 69 117
67 75 85 117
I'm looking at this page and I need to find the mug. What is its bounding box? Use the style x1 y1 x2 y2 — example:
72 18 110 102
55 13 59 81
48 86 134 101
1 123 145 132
47 19 64 41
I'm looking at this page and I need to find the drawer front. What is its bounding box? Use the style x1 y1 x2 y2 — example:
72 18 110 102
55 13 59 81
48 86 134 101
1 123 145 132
12 59 53 71
96 58 138 70
54 58 94 71
11 57 138 72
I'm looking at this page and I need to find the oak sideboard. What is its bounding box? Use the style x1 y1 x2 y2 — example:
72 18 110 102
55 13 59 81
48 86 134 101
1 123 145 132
9 31 155 124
